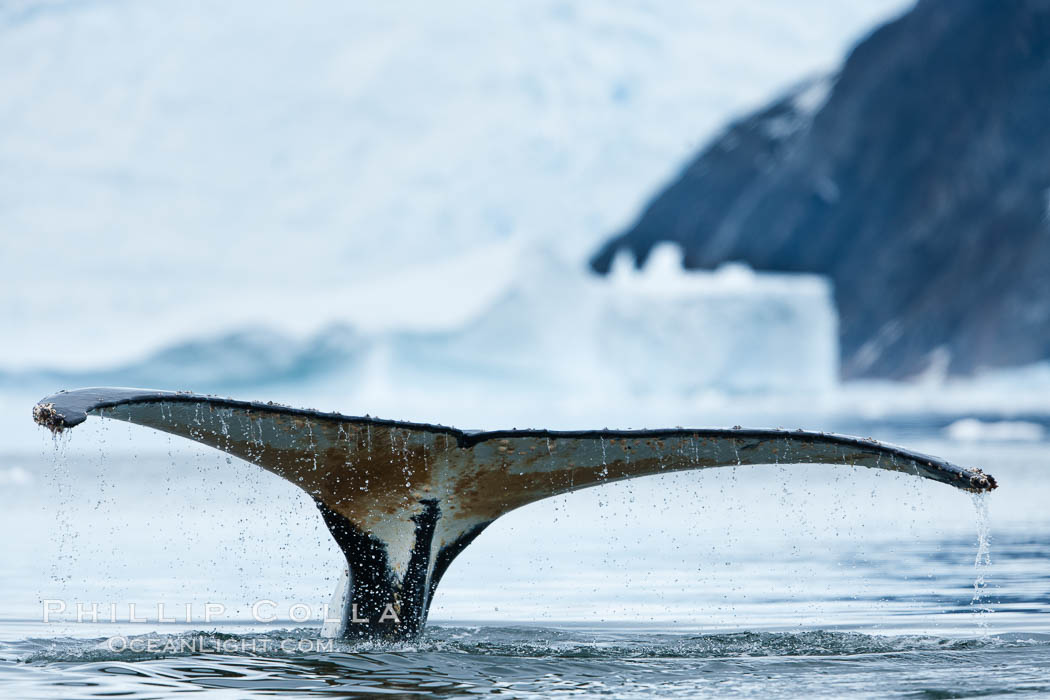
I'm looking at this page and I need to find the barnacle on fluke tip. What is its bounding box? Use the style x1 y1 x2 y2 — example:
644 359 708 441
32 402 64 434
968 468 997 492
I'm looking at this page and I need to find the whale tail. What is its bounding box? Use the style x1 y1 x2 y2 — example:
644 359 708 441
34 388 997 639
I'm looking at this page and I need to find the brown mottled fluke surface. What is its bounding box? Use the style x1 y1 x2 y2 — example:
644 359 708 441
32 389 997 533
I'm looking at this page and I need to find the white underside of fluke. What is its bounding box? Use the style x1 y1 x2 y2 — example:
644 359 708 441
321 566 350 639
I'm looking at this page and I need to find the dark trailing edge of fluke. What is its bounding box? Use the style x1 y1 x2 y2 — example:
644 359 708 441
33 387 997 640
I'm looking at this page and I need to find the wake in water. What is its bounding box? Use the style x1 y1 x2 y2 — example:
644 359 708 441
4 627 1050 699
5 626 1044 665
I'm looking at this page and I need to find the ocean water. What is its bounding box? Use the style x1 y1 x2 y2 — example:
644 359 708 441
1 422 1048 697
2 627 1048 698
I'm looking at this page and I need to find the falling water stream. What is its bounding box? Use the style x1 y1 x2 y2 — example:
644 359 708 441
970 493 993 631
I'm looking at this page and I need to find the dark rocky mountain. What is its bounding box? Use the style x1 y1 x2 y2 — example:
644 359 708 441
591 0 1050 379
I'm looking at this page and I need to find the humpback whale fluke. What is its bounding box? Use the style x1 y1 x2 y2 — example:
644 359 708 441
34 387 996 640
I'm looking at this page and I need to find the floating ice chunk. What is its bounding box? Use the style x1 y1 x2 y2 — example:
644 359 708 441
945 418 1045 442
0 466 33 486
599 243 837 395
